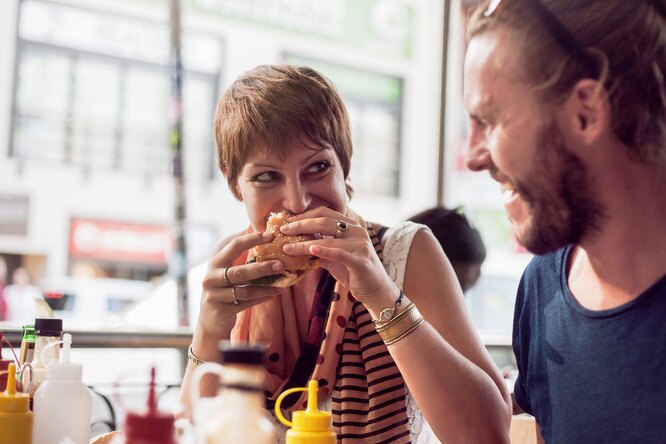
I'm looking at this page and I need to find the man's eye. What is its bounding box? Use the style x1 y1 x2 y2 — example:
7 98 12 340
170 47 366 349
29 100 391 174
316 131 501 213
471 115 485 129
252 171 278 182
470 115 493 136
308 161 330 174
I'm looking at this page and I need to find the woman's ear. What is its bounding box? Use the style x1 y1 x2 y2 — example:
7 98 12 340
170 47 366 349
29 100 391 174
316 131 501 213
564 79 612 145
226 170 243 201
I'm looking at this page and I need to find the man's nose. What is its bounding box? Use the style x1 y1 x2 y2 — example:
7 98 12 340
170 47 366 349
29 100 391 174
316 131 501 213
282 179 311 215
466 141 493 172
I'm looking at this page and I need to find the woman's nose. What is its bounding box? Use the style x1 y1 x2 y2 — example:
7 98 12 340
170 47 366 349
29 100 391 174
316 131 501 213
282 179 311 215
466 141 493 172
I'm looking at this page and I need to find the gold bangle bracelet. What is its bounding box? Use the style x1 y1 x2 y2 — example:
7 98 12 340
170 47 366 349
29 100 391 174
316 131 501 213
188 344 207 366
375 303 425 345
375 302 417 332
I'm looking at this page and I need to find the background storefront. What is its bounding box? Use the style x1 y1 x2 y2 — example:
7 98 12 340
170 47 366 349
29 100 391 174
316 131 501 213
0 0 524 386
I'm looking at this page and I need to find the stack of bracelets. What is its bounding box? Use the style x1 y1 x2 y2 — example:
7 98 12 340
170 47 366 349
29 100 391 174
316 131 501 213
375 301 425 346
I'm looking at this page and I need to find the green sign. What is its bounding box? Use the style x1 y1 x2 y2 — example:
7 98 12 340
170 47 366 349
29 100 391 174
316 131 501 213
284 55 402 104
188 0 414 59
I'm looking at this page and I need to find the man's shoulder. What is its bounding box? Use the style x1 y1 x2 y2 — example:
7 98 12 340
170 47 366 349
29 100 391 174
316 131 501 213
514 246 571 315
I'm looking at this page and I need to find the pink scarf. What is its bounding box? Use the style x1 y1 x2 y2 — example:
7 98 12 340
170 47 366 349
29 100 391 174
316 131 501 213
231 209 411 443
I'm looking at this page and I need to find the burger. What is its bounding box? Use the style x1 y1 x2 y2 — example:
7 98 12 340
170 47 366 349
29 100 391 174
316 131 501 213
247 211 321 287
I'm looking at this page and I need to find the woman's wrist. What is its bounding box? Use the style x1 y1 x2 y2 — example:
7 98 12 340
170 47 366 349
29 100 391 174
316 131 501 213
375 302 424 345
364 285 412 322
191 322 232 362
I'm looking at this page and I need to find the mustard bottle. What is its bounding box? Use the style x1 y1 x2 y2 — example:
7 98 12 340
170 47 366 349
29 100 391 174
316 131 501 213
0 363 33 444
275 380 336 444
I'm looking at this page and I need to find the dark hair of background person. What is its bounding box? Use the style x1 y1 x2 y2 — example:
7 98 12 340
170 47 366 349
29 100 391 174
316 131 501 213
408 207 487 293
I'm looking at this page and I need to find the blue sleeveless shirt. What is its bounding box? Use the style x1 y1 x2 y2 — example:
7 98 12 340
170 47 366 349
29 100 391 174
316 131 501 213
513 245 666 443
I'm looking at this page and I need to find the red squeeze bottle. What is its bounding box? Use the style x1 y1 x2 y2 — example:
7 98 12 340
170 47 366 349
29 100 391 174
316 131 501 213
0 331 15 392
123 367 176 444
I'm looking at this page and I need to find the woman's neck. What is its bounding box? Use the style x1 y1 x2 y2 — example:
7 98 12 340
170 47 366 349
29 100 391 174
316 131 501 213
291 269 323 341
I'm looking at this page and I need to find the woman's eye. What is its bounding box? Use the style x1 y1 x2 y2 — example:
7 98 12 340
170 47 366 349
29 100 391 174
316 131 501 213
252 171 278 182
307 161 330 174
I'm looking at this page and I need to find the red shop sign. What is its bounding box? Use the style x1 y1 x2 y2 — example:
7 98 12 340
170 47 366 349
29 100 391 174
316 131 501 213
69 218 173 264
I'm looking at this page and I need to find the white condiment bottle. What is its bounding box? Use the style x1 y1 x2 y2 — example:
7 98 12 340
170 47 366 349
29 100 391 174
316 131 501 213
32 333 92 444
191 343 274 444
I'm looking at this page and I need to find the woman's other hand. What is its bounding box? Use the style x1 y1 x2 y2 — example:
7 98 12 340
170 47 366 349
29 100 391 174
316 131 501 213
198 230 284 338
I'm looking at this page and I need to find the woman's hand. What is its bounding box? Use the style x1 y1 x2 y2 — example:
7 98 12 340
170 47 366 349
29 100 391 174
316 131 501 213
198 231 284 338
280 207 398 305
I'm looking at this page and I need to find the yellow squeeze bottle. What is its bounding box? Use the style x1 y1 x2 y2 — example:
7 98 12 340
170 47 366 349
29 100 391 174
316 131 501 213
0 363 33 444
275 380 336 444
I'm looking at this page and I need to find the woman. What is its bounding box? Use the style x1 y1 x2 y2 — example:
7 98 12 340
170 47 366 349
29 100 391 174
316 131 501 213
179 64 511 443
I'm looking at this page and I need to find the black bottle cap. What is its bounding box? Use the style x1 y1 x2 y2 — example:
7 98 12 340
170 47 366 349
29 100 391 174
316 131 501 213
218 341 265 365
34 317 63 336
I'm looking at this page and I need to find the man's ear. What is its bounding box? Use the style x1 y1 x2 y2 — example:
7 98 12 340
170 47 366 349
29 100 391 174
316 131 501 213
564 79 611 144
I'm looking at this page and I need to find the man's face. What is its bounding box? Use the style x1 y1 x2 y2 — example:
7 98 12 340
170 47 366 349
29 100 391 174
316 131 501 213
463 31 604 254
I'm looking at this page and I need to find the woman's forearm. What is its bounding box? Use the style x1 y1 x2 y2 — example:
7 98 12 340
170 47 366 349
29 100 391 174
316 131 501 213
388 323 511 444
178 326 232 410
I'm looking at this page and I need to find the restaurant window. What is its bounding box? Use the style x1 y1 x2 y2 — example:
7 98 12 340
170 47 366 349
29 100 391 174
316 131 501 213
11 0 222 181
283 54 403 197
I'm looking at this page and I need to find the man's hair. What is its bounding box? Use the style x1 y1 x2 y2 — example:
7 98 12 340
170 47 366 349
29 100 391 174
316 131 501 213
408 207 487 264
467 0 666 164
214 64 353 199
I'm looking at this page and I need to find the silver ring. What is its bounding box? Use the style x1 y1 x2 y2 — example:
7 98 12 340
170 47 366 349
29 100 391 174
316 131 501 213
335 220 349 238
223 267 231 286
231 286 241 305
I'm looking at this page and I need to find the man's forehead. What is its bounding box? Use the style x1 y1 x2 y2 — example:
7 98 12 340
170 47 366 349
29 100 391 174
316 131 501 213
464 30 525 109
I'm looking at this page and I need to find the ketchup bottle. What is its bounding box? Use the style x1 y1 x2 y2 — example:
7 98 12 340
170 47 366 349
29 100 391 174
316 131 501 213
112 367 176 444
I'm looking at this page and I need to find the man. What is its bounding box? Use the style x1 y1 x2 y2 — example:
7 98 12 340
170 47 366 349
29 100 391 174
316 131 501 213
408 207 487 293
464 0 666 442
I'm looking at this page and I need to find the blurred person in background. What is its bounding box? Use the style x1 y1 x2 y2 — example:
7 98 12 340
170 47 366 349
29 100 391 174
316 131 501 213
462 0 666 442
2 267 49 322
407 207 487 293
179 63 511 443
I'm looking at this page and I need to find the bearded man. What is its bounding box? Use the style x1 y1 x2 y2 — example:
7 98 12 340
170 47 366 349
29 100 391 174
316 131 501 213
463 0 666 442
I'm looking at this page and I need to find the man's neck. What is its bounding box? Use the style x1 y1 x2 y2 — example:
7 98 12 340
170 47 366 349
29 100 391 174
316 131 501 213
567 159 666 310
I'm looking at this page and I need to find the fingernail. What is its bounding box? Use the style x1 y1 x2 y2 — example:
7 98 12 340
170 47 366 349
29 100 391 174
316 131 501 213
283 243 294 253
280 224 289 234
272 262 283 272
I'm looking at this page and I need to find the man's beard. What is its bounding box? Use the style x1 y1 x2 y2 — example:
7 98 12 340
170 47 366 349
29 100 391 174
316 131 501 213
513 123 606 255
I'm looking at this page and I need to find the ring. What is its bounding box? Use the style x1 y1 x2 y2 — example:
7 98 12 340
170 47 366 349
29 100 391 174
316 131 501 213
335 220 349 238
231 286 241 305
223 267 231 286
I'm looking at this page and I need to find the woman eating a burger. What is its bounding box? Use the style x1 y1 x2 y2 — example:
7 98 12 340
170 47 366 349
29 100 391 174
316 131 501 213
179 64 511 443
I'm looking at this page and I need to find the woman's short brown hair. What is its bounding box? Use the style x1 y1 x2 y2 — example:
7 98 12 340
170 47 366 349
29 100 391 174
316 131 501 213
467 0 666 164
214 64 353 199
